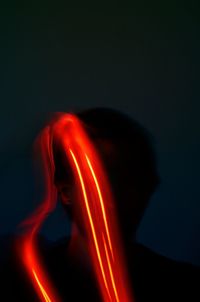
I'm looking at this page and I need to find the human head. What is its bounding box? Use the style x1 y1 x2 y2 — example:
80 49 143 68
53 107 160 241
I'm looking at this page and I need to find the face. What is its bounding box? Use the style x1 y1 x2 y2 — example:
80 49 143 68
57 138 147 243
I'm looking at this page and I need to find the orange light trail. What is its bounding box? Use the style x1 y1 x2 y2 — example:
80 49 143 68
17 113 134 302
32 270 52 302
17 126 61 302
85 154 114 259
69 149 111 299
103 234 119 302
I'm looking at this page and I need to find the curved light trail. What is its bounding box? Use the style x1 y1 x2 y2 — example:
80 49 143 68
18 113 134 302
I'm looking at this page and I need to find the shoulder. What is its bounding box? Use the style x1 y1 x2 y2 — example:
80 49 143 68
132 243 200 301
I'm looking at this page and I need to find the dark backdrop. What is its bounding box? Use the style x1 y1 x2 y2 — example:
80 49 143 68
0 1 200 266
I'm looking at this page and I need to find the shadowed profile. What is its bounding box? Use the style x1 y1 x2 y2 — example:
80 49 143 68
0 108 199 302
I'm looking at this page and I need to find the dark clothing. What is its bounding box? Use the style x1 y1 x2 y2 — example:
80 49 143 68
0 235 199 301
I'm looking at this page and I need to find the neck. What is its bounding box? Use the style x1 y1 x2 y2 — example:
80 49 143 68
68 224 92 272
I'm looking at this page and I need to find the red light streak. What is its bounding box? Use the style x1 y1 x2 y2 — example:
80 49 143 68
103 234 119 302
18 113 134 302
32 269 52 302
69 149 111 300
17 126 61 302
85 154 114 260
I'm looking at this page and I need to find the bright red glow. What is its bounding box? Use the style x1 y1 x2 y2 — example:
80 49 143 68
17 126 61 302
18 113 134 302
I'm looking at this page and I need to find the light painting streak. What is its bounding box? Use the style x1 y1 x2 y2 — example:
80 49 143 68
17 126 61 302
32 270 52 302
85 154 114 260
69 149 111 300
17 113 134 302
102 234 119 302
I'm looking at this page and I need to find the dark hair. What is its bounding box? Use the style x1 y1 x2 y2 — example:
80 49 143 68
77 107 159 196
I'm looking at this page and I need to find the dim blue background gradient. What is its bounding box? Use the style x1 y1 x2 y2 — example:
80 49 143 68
0 1 200 266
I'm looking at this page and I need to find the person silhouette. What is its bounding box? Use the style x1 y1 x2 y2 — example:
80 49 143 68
0 107 199 302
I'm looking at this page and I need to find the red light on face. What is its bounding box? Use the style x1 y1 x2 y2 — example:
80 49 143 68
18 113 134 302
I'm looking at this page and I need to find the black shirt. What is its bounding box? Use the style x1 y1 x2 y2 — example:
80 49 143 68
0 235 199 302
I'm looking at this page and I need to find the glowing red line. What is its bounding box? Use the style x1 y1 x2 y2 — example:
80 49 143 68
18 126 61 302
32 269 52 302
102 234 120 302
69 149 111 299
18 113 133 302
85 153 120 302
85 154 114 259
